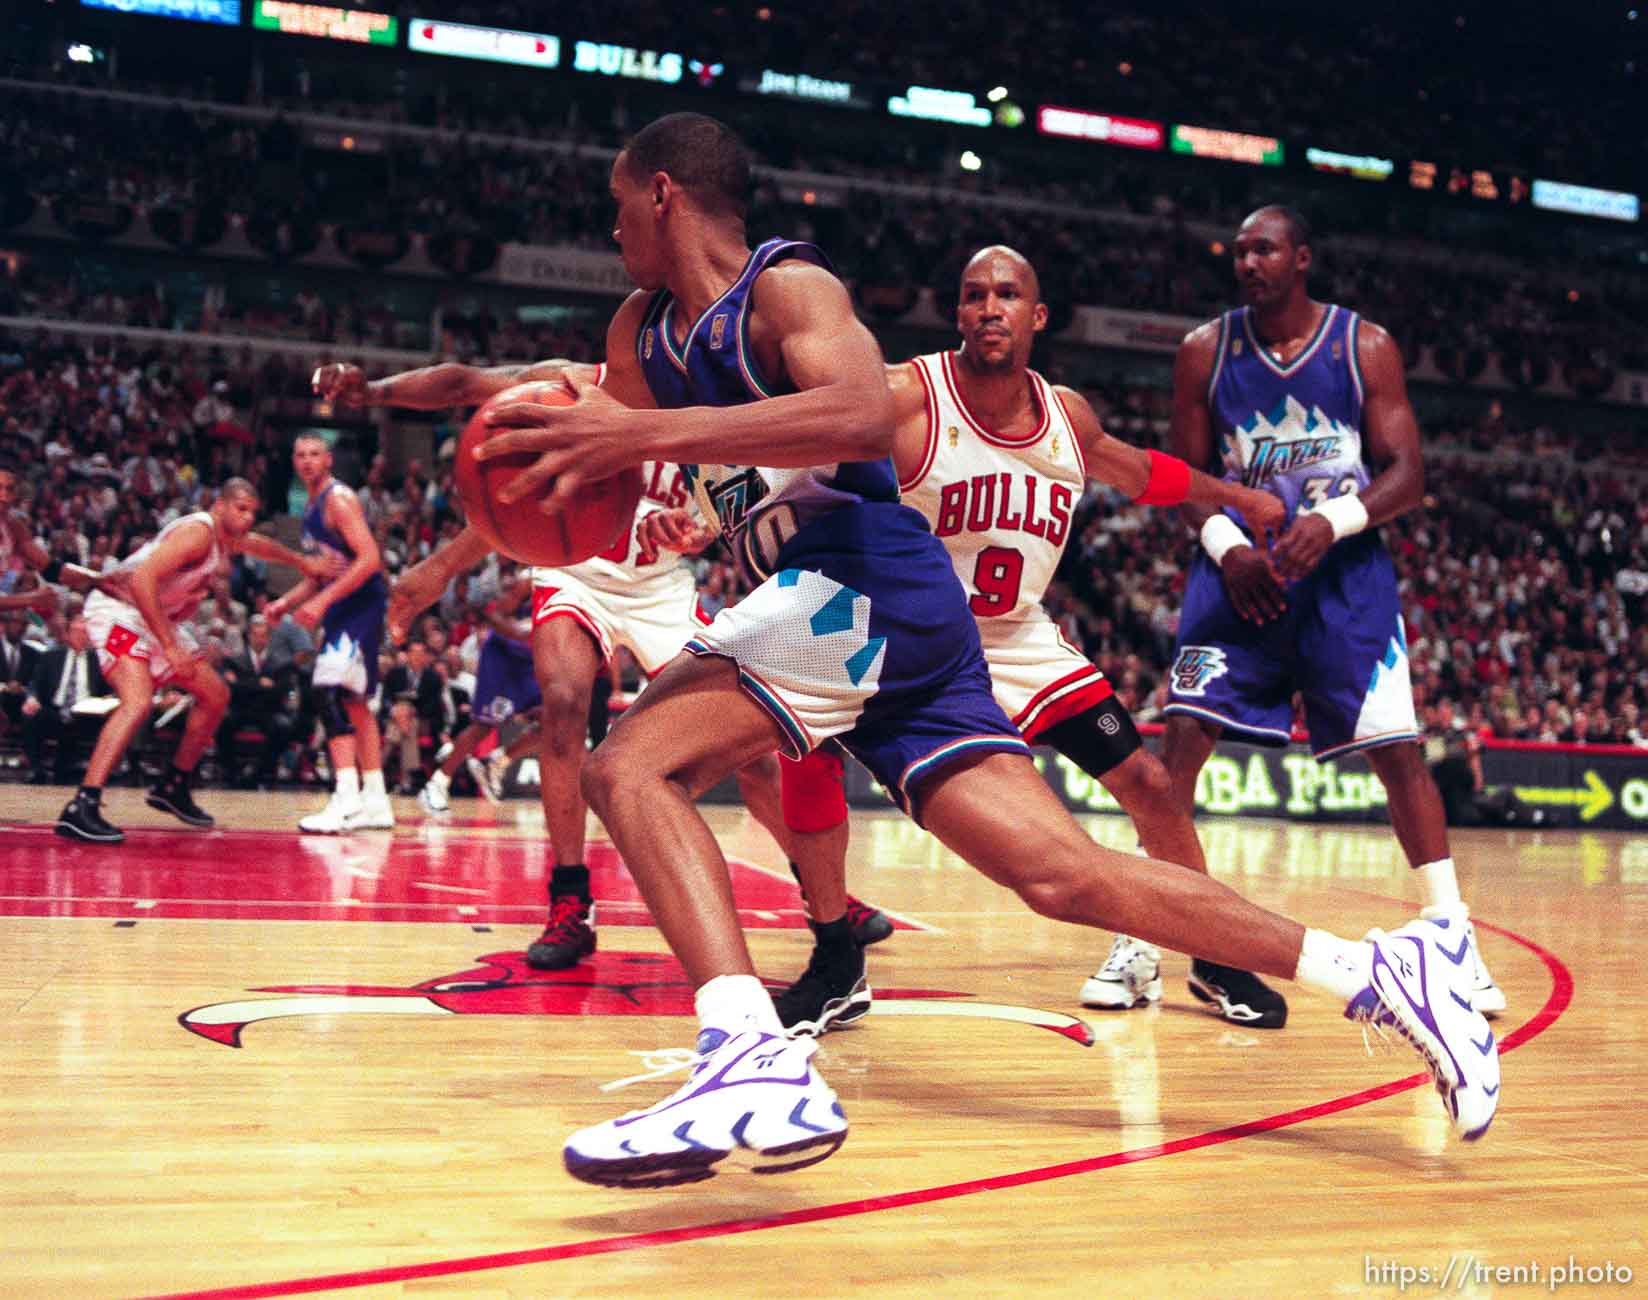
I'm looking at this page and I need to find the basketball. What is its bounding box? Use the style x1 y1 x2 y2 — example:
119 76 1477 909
454 380 644 567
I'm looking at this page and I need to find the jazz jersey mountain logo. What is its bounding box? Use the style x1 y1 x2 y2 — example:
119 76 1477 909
1225 394 1356 488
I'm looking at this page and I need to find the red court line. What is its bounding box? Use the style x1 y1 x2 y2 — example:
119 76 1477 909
141 916 1572 1300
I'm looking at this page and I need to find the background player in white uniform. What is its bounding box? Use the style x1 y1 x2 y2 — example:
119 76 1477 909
319 359 880 970
60 479 320 842
651 246 1291 1032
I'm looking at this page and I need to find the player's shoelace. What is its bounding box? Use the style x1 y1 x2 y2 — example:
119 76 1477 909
600 1046 706 1093
843 897 878 926
1346 991 1450 1097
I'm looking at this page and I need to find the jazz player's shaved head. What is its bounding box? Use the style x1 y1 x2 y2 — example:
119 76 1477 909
961 245 1042 304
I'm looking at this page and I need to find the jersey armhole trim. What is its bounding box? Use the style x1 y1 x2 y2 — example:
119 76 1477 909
899 358 941 492
1346 312 1366 412
1206 312 1232 408
1047 380 1087 480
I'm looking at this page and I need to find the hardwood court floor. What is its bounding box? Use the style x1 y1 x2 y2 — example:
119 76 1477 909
0 786 1642 1299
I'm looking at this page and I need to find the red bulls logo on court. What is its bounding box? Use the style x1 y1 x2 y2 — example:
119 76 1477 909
179 949 1095 1048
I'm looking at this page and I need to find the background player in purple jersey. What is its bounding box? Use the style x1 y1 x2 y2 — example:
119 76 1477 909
1162 205 1504 1016
416 571 543 814
270 433 395 833
477 115 1499 1187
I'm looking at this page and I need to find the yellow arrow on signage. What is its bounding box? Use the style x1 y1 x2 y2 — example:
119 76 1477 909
1513 769 1615 822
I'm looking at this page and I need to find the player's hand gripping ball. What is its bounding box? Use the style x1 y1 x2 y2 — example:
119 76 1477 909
455 381 643 566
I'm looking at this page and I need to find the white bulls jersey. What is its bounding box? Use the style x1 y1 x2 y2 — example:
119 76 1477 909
529 460 708 675
898 352 1113 741
100 511 226 622
900 351 1084 625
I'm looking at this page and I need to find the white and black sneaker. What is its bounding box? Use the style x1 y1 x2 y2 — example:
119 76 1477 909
1188 960 1289 1029
56 792 124 844
773 938 871 1037
1080 934 1162 1009
145 775 215 828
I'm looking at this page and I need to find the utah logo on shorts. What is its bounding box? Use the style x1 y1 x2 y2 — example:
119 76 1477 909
1171 646 1229 697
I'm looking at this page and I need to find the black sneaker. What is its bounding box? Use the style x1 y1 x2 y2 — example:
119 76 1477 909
844 895 894 946
1188 960 1289 1030
55 796 125 844
774 939 871 1036
146 780 215 828
526 897 596 970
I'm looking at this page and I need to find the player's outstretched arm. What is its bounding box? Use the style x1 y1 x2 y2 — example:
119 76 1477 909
1059 385 1284 541
311 359 593 410
387 525 495 644
1272 320 1421 582
237 528 337 581
5 514 50 574
0 586 57 614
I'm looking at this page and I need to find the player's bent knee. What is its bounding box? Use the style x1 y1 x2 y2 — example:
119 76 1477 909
540 681 587 729
1008 844 1127 924
779 748 847 833
579 744 626 814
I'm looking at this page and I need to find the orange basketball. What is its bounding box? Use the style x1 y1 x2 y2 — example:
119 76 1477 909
454 381 643 567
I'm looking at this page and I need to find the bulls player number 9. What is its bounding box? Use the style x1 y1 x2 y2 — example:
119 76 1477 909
969 545 1025 617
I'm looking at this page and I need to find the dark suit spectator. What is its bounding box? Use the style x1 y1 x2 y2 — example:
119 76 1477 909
381 639 444 793
22 615 110 783
215 616 298 787
0 610 43 737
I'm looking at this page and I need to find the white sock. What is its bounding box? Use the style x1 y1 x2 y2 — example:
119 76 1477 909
427 769 450 792
361 769 387 799
1415 858 1463 913
1294 928 1373 1002
335 767 360 801
694 974 783 1038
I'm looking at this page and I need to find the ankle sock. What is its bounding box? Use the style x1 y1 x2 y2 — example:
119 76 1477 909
551 864 591 905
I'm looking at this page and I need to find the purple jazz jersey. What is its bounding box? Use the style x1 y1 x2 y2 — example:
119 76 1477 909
1166 303 1417 759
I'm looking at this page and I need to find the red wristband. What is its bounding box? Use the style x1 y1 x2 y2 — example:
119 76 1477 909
1135 449 1192 506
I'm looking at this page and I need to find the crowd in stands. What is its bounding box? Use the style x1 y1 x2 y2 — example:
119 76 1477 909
35 0 1644 203
5 76 1647 375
